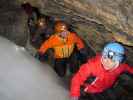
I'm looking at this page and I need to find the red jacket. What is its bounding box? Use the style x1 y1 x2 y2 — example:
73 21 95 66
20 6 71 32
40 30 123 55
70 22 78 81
70 54 133 97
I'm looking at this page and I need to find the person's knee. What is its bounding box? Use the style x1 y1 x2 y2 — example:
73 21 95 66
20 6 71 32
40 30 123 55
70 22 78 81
54 64 66 77
54 68 65 77
57 72 65 77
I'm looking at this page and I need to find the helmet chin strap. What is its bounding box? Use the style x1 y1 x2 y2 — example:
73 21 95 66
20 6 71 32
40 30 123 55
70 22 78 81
101 56 120 70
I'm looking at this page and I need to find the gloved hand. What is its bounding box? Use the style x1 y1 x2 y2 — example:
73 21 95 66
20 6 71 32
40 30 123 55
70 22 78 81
78 48 89 63
35 52 42 60
70 96 79 100
35 52 49 61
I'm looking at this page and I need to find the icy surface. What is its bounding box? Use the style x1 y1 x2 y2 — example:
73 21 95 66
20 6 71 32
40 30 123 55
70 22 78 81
0 37 69 100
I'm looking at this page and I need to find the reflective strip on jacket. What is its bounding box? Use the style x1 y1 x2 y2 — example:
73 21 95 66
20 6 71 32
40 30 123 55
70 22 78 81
38 32 85 58
70 54 133 97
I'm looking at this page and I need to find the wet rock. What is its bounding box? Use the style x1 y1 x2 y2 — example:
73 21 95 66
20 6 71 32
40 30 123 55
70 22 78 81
0 0 132 63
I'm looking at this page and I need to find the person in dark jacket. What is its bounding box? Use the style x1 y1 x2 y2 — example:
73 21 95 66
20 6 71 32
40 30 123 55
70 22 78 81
31 17 54 49
21 2 41 35
21 2 55 49
70 42 133 100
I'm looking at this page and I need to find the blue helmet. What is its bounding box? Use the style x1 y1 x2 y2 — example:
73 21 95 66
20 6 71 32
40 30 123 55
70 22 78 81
102 42 125 63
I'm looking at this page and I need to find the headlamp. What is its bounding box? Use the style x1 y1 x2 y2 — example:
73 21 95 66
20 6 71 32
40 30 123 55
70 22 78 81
108 50 115 60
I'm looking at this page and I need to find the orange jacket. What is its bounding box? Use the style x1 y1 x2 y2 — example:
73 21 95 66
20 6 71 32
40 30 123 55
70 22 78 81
38 32 85 58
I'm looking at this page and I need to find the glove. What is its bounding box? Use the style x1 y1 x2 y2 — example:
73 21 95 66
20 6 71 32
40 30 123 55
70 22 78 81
78 48 88 63
35 52 49 61
70 96 79 100
35 52 42 60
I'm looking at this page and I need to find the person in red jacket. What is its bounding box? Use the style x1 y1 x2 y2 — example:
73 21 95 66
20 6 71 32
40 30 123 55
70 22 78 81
70 42 133 100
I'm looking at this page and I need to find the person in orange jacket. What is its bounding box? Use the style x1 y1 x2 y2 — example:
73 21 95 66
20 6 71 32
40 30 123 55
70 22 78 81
37 21 88 77
70 42 133 100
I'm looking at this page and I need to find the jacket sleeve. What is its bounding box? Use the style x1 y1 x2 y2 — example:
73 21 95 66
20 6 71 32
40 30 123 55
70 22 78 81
73 33 85 50
38 36 54 54
70 61 92 97
125 64 133 74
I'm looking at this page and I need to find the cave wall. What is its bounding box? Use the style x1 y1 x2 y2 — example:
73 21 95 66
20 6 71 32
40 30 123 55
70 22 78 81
37 0 133 46
0 0 132 63
0 0 28 46
19 0 133 63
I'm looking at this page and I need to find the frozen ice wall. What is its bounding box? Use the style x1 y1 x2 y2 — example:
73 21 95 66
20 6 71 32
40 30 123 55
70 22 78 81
0 36 69 100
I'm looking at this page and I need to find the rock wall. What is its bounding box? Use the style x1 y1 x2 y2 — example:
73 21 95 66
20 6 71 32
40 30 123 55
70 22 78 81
0 0 28 46
0 0 132 63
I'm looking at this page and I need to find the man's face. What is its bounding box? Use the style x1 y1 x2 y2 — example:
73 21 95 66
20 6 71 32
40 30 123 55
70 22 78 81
101 56 119 70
